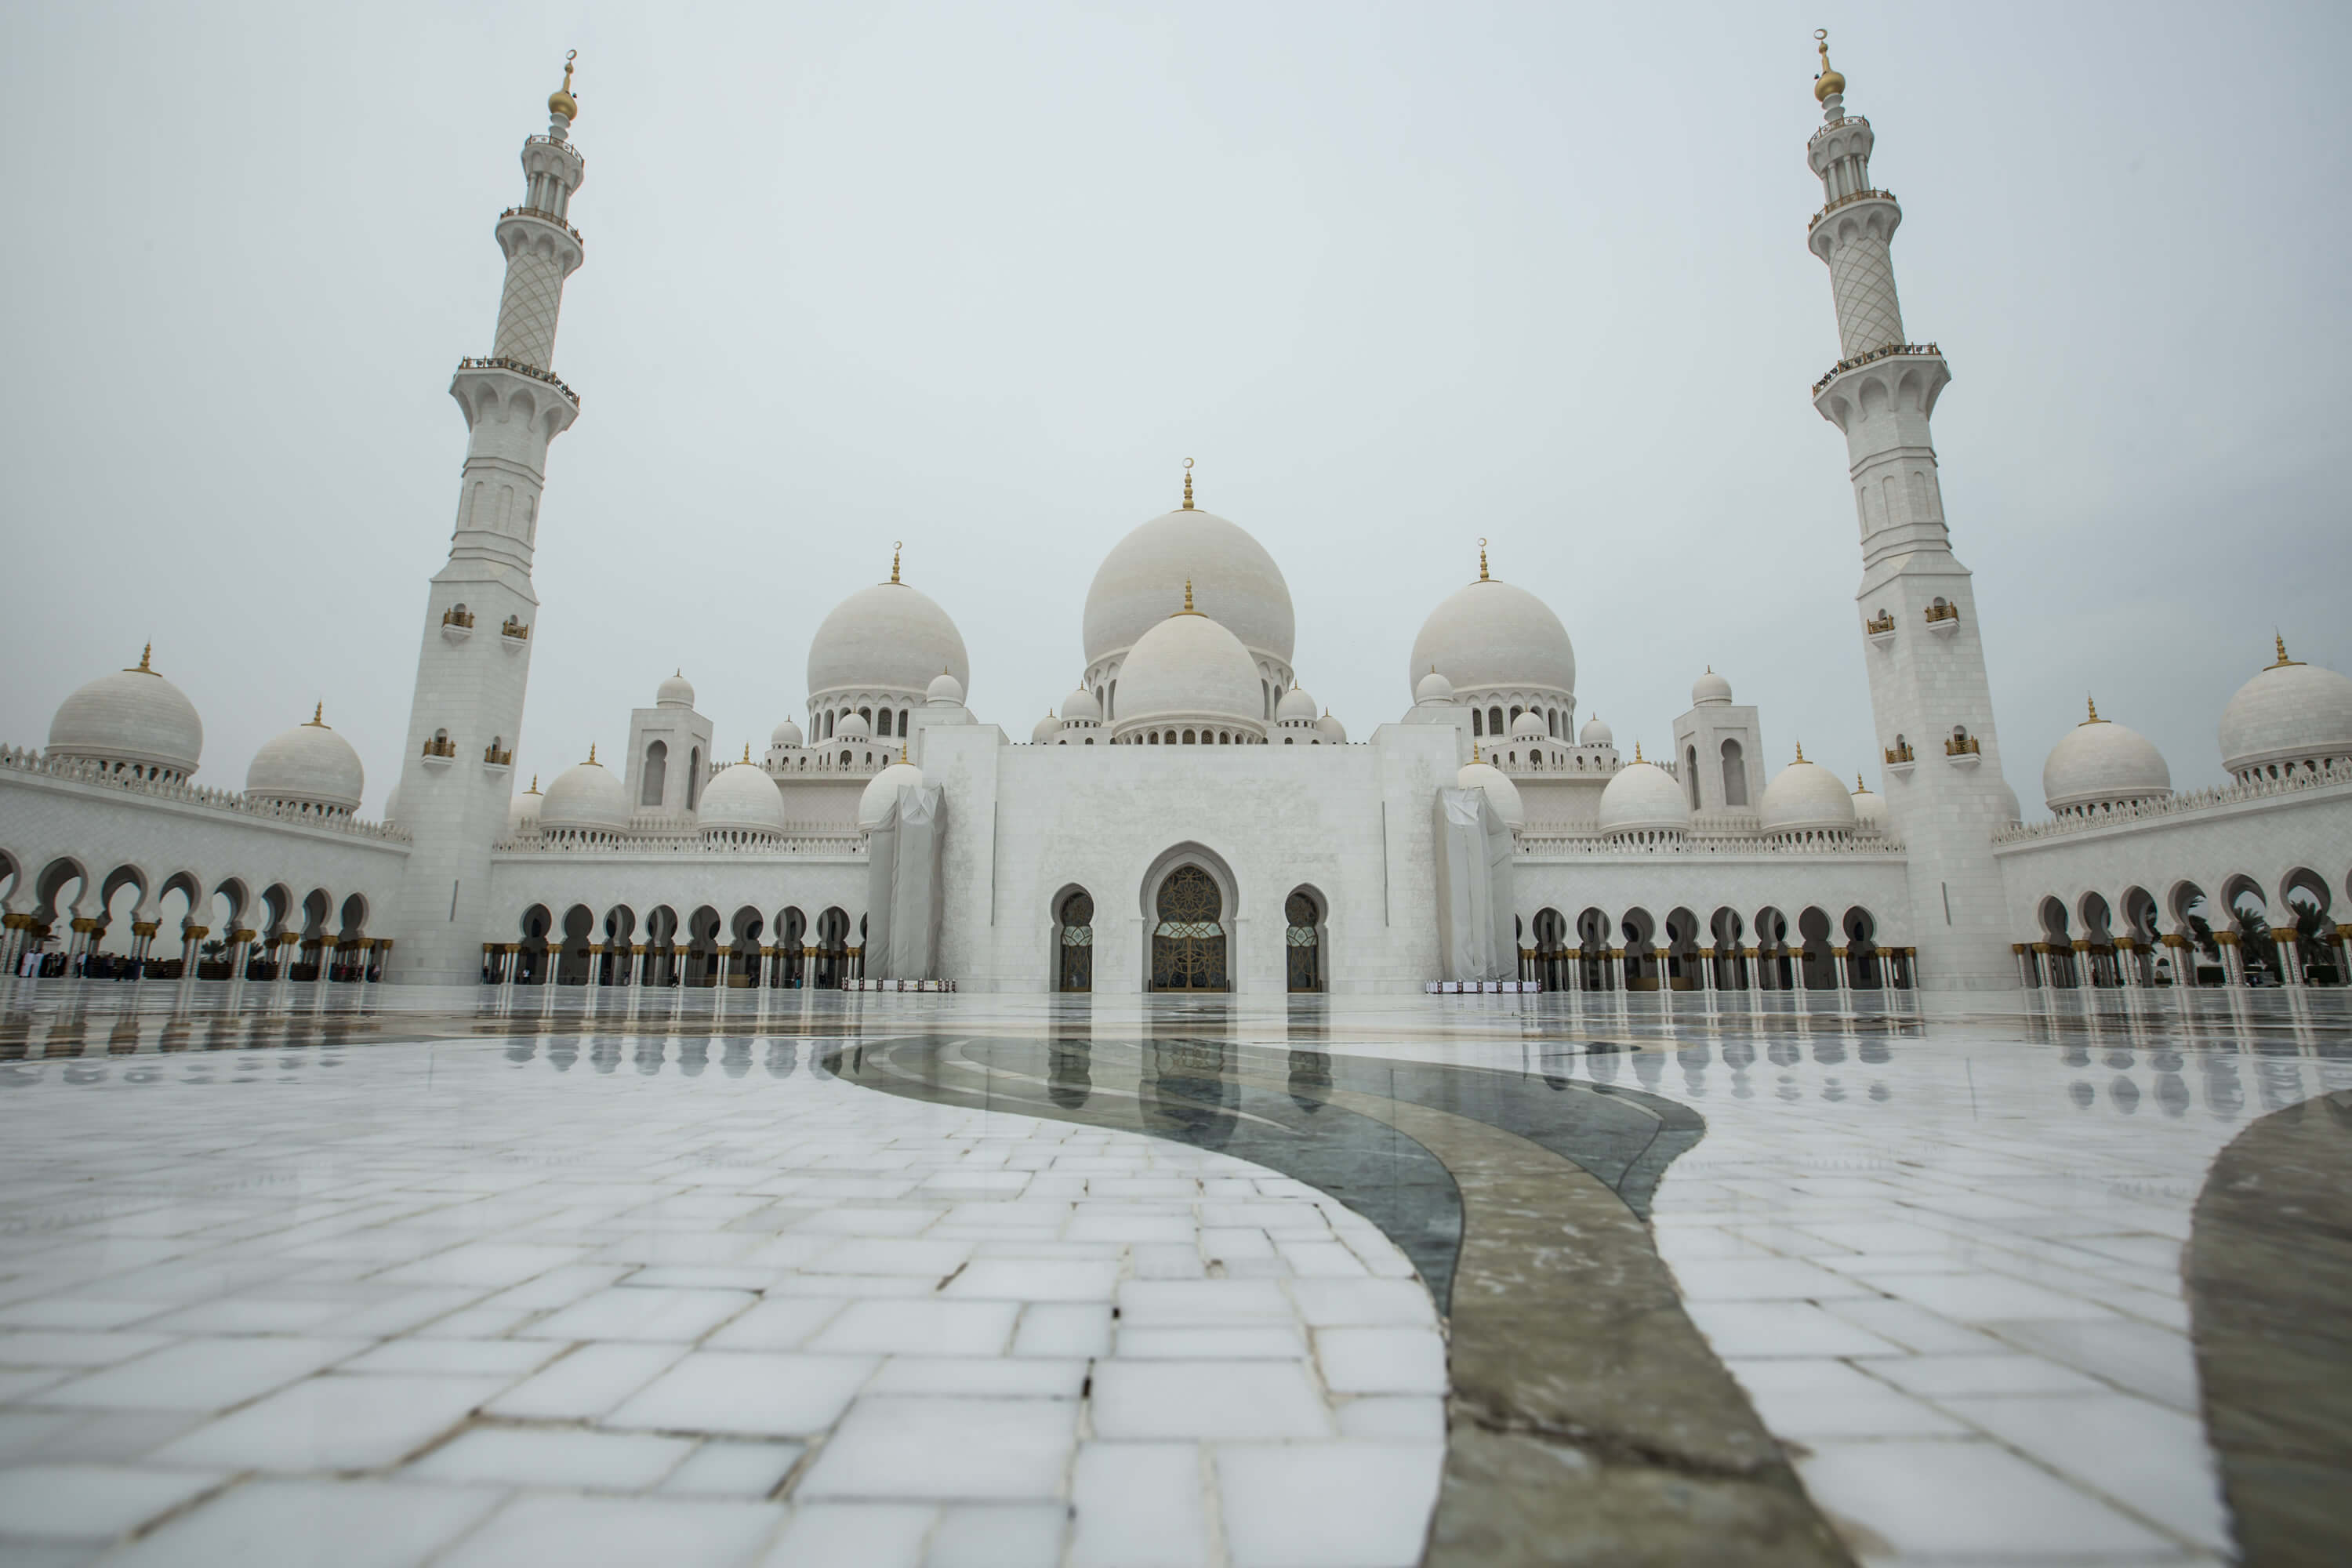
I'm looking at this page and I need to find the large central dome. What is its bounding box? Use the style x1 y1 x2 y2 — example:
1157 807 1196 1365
1083 507 1294 669
1408 574 1576 699
808 580 970 700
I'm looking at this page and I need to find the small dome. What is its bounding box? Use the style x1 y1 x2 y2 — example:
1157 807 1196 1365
1991 778 2024 826
1031 712 1059 745
1510 710 1547 739
2216 639 2352 779
539 750 630 835
383 782 403 825
1578 714 1613 747
1598 761 1690 837
1316 710 1347 744
655 671 695 709
506 776 540 836
1851 775 1887 834
1062 685 1102 723
835 712 872 742
1414 669 1455 706
700 761 786 836
858 760 925 829
46 646 204 779
808 577 971 701
1112 605 1265 735
1408 562 1576 700
1761 753 1860 835
1083 506 1295 669
1456 760 1525 829
2043 700 2171 813
927 670 966 706
245 706 363 812
1692 667 1733 706
1276 685 1319 722
770 717 804 748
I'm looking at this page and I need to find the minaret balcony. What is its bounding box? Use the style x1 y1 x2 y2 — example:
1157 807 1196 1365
483 744 514 771
454 356 582 411
501 616 531 644
440 606 474 643
1944 734 1982 767
498 205 583 244
420 732 458 770
1923 601 1962 638
1807 187 1897 234
1863 611 1896 647
1884 740 1916 777
1811 342 1944 398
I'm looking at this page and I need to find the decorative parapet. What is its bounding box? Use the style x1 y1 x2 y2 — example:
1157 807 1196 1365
0 745 407 842
1863 610 1896 636
483 742 514 766
1993 764 2352 846
1516 822 1902 858
1812 341 1941 395
421 734 459 759
498 205 583 243
500 615 530 641
1923 601 1962 626
492 831 864 857
441 606 476 630
1885 739 1916 764
1944 734 1980 757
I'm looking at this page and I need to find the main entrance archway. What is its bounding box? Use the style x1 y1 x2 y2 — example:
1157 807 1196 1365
1151 865 1228 992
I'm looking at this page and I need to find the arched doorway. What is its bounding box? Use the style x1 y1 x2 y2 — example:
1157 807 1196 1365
1284 888 1323 993
1151 866 1228 993
1057 889 1094 993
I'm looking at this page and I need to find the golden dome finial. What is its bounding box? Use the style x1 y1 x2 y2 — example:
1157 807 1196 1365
2084 694 2103 724
1184 578 1195 613
742 742 752 764
1855 773 1867 793
1472 739 1483 764
129 642 154 673
550 49 579 122
1633 740 1643 763
891 541 902 584
1813 30 1845 103
1181 458 1195 511
1478 537 1490 582
2269 631 2301 669
528 774 540 793
586 742 598 765
1794 739 1806 763
307 702 327 728
900 741 909 764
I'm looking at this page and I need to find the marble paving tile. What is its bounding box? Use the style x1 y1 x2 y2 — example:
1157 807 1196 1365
0 1461 225 1542
98 1478 506 1568
153 1372 510 1470
433 1493 787 1567
795 1396 1078 1501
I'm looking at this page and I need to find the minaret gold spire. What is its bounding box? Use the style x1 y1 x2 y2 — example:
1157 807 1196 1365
550 49 579 121
1181 458 1195 510
1478 538 1490 581
891 542 902 583
1813 29 1844 103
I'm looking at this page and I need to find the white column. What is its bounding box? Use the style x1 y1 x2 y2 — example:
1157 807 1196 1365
2274 932 2304 987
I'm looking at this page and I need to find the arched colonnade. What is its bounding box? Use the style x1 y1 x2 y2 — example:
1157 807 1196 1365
1522 902 1913 995
485 901 863 990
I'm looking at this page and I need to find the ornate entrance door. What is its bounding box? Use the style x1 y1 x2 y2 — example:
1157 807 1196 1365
1151 866 1227 992
1058 891 1094 993
1284 890 1321 993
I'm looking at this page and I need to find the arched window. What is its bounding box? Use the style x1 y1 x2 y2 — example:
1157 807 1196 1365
1058 890 1094 993
1684 746 1700 809
687 746 702 808
858 707 873 728
1471 710 1483 737
1285 889 1323 993
1720 739 1748 806
1509 706 1523 726
641 740 668 806
1488 706 1504 736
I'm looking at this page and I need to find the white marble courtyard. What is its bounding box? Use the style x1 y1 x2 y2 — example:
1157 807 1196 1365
0 985 2345 1564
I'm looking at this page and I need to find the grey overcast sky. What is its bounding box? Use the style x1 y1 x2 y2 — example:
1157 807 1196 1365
3 2 2347 816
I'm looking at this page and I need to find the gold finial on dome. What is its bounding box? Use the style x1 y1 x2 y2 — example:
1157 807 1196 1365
891 541 902 584
307 702 328 728
900 741 909 764
1478 537 1490 582
2084 694 2105 724
1181 458 1195 511
742 742 752 764
128 642 154 674
1855 773 1867 793
586 742 599 765
549 49 579 122
1633 740 1643 762
2268 631 2302 669
1813 30 1845 103
1183 578 1196 613
528 774 540 793
1794 739 1806 763
1472 739 1483 763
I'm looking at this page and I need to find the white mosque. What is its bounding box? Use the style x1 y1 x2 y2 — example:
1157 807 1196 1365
4 43 2349 998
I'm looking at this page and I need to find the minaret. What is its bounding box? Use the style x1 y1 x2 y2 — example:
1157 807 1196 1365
1805 34 2016 991
386 58 588 984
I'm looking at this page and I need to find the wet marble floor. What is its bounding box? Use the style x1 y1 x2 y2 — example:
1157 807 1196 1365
0 980 2347 1565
